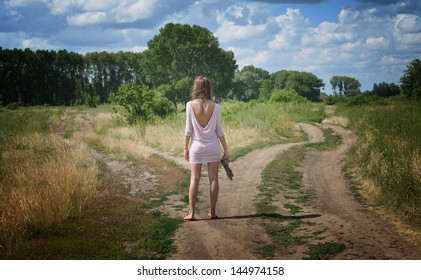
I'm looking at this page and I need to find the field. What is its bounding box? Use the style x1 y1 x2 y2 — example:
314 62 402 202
0 99 420 259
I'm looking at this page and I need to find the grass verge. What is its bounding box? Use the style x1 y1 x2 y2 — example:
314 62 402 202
0 106 189 259
336 101 421 227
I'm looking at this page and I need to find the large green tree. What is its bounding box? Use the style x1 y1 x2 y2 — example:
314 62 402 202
84 51 145 104
330 75 361 96
371 82 400 97
400 59 421 100
141 23 237 104
229 65 269 102
271 70 325 101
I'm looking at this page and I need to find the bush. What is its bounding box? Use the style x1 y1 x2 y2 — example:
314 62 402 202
269 89 309 104
6 102 20 110
111 83 175 124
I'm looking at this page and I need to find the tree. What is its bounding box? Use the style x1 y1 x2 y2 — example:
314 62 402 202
0 47 145 107
141 23 237 105
259 79 274 102
371 82 400 97
271 70 324 101
229 65 269 102
330 76 361 96
400 59 421 100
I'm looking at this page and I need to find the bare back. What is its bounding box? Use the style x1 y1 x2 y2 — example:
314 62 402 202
191 100 215 128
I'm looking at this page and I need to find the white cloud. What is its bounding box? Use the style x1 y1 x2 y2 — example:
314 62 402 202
241 50 269 67
269 8 309 49
394 14 421 46
78 0 117 12
46 0 159 21
340 41 362 52
395 14 421 34
113 0 157 23
338 8 360 26
67 12 108 26
366 36 389 49
216 20 267 42
47 0 119 15
5 0 47 8
215 5 267 43
302 21 354 46
226 5 245 19
22 37 53 49
381 55 408 65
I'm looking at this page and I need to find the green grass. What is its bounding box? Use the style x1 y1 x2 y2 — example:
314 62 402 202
0 106 53 139
0 106 188 259
304 242 346 260
254 242 276 259
256 145 306 214
265 219 306 249
337 101 421 225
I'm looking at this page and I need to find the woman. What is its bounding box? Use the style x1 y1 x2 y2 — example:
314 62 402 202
184 76 229 221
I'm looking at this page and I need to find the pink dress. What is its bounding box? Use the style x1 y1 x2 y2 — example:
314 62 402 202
185 101 224 164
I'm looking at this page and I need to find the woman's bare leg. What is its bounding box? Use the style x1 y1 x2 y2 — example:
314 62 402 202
184 163 202 221
207 161 219 219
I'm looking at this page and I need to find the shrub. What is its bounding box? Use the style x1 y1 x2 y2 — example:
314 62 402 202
111 84 175 124
269 89 309 104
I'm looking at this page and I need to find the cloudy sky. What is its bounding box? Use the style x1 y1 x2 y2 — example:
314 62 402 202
1 0 420 93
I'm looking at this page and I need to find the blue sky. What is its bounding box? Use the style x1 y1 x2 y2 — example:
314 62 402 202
1 0 420 93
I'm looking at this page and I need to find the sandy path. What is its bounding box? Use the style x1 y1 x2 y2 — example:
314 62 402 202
166 123 324 259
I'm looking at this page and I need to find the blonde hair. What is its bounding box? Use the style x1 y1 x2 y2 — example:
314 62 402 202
191 76 212 101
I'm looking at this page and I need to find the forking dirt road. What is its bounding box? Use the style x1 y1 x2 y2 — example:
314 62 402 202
156 122 421 260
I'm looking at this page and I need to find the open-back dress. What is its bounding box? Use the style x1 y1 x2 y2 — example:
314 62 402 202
185 101 224 164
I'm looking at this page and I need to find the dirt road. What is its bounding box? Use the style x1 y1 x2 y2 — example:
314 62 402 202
160 123 421 260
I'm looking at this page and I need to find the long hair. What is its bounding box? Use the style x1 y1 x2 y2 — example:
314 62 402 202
191 76 212 101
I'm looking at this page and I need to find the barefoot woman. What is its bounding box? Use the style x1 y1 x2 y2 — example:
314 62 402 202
184 76 229 221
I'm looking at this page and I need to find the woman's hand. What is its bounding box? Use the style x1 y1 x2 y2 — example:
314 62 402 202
184 148 190 161
222 150 229 161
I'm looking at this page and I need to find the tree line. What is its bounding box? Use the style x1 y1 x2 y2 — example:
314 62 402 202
1 23 420 113
0 48 144 107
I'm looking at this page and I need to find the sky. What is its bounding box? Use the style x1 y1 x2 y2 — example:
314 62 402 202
1 0 421 93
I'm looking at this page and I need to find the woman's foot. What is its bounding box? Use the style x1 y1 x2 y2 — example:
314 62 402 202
208 213 218 219
184 213 196 221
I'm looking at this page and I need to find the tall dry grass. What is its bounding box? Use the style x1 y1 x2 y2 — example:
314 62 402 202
338 101 421 226
142 102 310 155
0 133 98 256
92 102 323 159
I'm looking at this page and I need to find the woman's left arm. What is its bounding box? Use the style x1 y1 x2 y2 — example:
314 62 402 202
184 135 191 161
